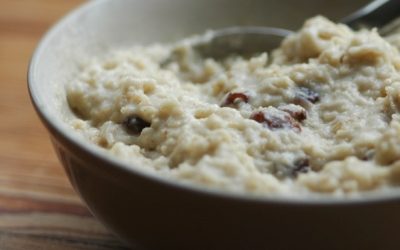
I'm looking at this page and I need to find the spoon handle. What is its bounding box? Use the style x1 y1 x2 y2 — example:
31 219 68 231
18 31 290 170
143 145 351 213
341 0 400 32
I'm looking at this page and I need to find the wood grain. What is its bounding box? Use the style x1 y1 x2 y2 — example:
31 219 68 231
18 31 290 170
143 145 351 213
0 1 129 249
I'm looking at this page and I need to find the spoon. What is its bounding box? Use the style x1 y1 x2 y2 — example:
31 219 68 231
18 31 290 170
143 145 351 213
341 0 400 35
193 0 400 59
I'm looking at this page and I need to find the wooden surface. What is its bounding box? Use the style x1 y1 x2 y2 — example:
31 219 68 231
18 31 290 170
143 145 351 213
0 1 129 249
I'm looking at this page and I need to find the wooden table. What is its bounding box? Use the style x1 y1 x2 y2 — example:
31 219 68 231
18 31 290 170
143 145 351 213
0 1 129 249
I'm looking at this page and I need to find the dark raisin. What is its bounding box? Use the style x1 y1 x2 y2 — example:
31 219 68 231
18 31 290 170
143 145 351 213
292 158 310 177
279 105 307 122
221 92 249 107
360 150 374 161
251 111 269 123
283 109 307 121
295 87 320 104
250 110 301 132
122 116 151 135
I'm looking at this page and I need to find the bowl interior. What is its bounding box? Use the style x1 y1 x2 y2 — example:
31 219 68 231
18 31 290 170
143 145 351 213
29 0 371 199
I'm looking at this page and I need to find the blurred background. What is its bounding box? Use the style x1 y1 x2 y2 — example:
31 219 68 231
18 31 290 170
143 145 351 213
0 1 128 249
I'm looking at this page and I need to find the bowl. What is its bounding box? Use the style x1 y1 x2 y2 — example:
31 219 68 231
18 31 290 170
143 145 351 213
28 0 400 249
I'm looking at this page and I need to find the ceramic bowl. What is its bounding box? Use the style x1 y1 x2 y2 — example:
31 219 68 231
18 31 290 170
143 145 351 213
28 0 400 249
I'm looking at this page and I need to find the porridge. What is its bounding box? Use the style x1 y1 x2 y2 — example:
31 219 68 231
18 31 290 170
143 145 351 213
66 16 400 196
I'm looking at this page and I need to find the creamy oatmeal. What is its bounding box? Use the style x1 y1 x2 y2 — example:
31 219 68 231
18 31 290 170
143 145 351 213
66 16 400 196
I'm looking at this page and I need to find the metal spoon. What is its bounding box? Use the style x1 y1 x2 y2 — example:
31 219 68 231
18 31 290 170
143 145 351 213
341 0 400 35
193 0 400 59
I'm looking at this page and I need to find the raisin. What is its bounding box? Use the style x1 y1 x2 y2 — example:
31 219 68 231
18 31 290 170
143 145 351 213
279 105 307 122
250 110 301 132
360 150 374 161
294 87 320 105
122 116 151 135
221 92 249 107
292 158 310 177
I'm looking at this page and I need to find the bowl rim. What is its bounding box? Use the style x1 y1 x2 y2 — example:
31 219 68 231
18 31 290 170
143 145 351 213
28 0 400 206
